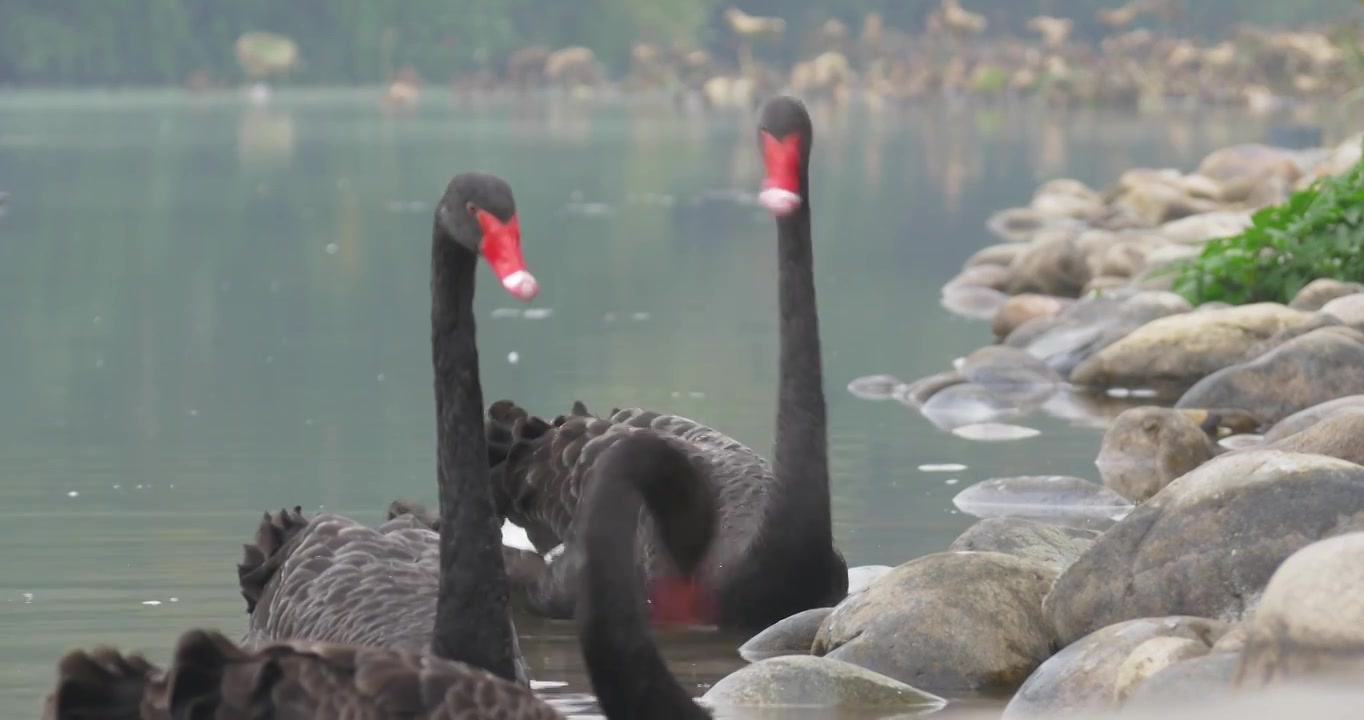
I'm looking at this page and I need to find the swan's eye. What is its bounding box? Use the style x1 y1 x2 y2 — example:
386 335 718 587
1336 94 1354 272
465 201 478 215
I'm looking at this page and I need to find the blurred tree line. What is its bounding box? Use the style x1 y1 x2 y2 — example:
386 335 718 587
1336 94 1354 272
0 0 1354 86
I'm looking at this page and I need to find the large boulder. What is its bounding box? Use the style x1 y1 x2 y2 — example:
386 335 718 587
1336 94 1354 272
1263 395 1364 442
1070 304 1316 389
1288 278 1364 311
1045 450 1364 646
1009 291 1193 378
1235 532 1364 688
812 552 1057 692
1001 616 1228 719
1175 326 1364 425
1319 293 1364 326
1265 411 1364 466
948 517 1099 573
701 655 947 711
1119 652 1241 714
1095 407 1216 502
738 608 832 660
1006 230 1093 297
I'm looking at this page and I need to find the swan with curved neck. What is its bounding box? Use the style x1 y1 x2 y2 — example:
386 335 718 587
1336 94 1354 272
453 95 847 634
45 174 712 719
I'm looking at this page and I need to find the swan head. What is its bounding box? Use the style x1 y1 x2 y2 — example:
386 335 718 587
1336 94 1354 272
757 95 812 218
438 173 540 301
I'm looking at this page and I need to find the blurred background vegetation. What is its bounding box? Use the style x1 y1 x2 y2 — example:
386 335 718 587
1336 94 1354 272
0 0 1355 87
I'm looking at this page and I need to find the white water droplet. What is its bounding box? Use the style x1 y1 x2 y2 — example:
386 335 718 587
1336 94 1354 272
376 373 385 382
169 597 179 603
507 351 519 364
141 600 162 606
325 243 339 255
919 463 968 472
522 308 554 320
630 312 651 321
66 491 79 498
188 408 198 417
945 478 960 485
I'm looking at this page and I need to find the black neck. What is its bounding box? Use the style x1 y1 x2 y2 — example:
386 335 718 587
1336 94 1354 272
577 440 710 720
429 229 518 683
772 176 832 539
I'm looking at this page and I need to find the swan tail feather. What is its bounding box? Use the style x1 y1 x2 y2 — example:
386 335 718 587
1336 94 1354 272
46 647 164 720
236 505 311 614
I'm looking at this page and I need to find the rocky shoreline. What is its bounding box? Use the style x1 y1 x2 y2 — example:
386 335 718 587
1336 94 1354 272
701 131 1364 717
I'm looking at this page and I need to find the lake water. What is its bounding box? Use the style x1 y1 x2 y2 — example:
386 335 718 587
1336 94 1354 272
0 89 1287 718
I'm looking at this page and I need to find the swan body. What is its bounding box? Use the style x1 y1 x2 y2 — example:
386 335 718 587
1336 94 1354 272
47 173 713 718
459 96 849 633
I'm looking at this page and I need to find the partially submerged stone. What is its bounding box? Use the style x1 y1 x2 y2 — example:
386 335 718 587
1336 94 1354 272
1045 450 1364 646
1001 616 1227 720
813 552 1057 692
948 517 1099 573
738 608 832 661
701 655 947 711
1095 407 1216 503
1176 326 1364 425
953 475 1133 525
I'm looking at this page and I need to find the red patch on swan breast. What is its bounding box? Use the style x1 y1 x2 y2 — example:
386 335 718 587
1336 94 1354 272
648 577 716 627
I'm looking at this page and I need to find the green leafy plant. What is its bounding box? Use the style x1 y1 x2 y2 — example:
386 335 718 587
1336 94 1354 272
1171 141 1364 306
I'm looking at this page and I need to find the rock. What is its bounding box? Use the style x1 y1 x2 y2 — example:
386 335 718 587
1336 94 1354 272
942 283 1009 320
1263 395 1364 442
994 294 1072 340
846 565 891 596
1084 275 1132 294
1015 291 1194 378
948 517 1099 573
1119 652 1240 714
952 475 1133 526
1113 636 1212 705
919 382 1023 430
956 345 1061 405
1319 293 1364 326
846 374 903 401
1070 303 1316 390
1289 278 1364 311
1095 407 1216 502
701 655 947 711
986 207 1082 243
1007 231 1093 297
812 552 1057 692
894 370 964 408
1001 616 1227 720
967 243 1028 268
738 608 832 660
1236 532 1364 688
1045 450 1364 646
1211 624 1249 654
1155 211 1253 245
1196 144 1303 189
1175 407 1262 436
1175 326 1364 425
1238 312 1342 361
947 263 1011 291
1266 411 1364 466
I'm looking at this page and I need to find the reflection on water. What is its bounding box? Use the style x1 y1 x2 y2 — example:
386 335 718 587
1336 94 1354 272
0 89 1287 717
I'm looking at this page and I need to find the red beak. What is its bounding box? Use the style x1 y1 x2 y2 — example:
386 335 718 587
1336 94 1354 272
475 210 538 301
759 130 803 216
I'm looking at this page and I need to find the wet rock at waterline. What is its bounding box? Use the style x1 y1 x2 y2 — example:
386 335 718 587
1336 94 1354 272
1118 651 1240 714
966 242 1027 268
1236 312 1343 361
812 552 1058 692
1262 395 1364 442
894 370 964 408
1045 450 1364 646
1236 532 1364 688
1289 278 1364 312
950 422 1042 442
1001 616 1228 720
846 565 892 597
948 517 1099 573
1069 303 1316 389
846 374 903 401
1175 326 1364 425
992 294 1074 340
738 608 832 661
941 282 1009 320
1265 411 1364 466
1319 292 1364 326
919 382 1025 430
956 346 1061 404
1095 407 1216 503
1006 290 1192 378
701 655 946 712
952 475 1133 526
1113 636 1216 705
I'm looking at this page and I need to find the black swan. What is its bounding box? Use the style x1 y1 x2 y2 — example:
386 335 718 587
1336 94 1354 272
234 172 540 684
45 172 713 720
44 432 716 719
425 95 848 633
